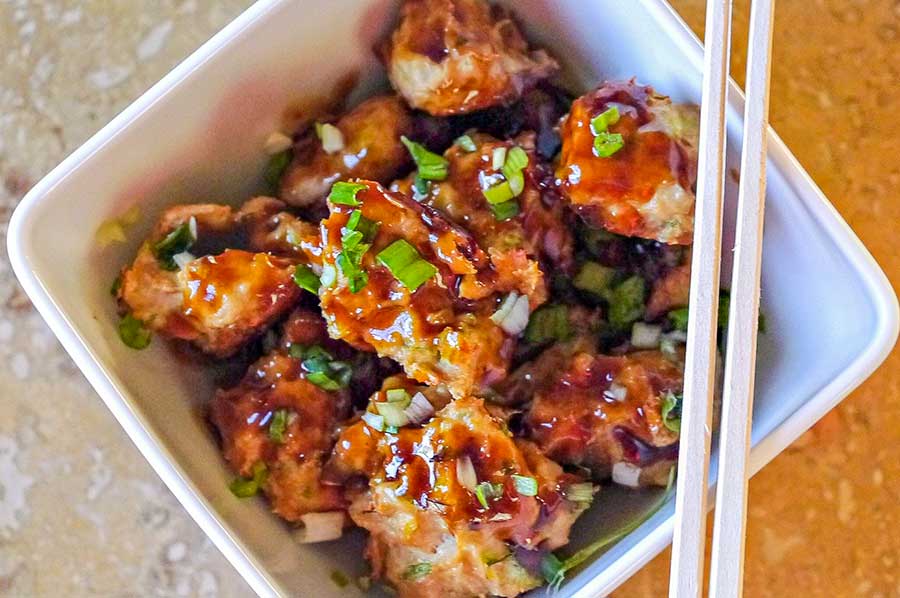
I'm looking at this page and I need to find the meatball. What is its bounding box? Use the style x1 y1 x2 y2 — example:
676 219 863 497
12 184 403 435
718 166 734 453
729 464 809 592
116 203 302 357
279 95 414 209
392 131 573 272
328 395 589 598
523 349 682 487
210 308 351 521
317 180 547 398
383 0 558 116
556 80 700 245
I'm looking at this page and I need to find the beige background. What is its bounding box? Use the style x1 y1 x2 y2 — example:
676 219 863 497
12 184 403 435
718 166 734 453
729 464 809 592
0 1 897 596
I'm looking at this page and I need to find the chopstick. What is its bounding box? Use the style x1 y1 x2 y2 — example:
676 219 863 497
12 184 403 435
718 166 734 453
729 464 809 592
708 0 775 595
668 0 733 596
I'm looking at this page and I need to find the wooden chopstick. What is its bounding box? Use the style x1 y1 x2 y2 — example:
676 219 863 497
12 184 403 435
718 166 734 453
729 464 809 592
708 0 776 595
668 1 733 596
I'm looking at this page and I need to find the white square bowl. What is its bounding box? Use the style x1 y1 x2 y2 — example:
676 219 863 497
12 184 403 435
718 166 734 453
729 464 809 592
8 1 898 596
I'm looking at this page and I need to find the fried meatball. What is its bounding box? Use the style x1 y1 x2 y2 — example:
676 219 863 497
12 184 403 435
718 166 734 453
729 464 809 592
279 95 414 209
392 131 573 271
210 308 351 521
328 395 589 598
383 0 558 116
117 204 302 357
523 348 682 487
557 80 700 245
317 180 547 398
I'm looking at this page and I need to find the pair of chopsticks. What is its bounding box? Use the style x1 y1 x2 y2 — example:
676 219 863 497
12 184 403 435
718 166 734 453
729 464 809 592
669 0 776 596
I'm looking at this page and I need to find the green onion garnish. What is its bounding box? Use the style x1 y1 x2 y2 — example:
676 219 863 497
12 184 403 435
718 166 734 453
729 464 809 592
490 199 520 221
590 106 620 134
268 409 289 443
563 482 595 504
229 461 268 498
511 475 538 497
541 553 564 589
474 481 502 509
337 251 369 294
293 265 320 294
501 146 529 178
385 388 411 404
593 131 625 157
375 400 409 428
152 220 196 271
290 344 352 390
606 276 646 330
668 307 689 332
524 304 571 344
328 181 367 206
401 136 449 181
403 562 432 581
345 209 379 240
661 391 683 433
118 314 151 349
483 180 515 205
492 146 508 170
361 411 385 432
377 239 437 291
573 261 616 297
455 134 477 152
264 149 292 191
412 173 430 199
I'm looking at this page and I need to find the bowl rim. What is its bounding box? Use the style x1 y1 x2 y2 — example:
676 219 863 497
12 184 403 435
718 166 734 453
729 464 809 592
7 0 898 596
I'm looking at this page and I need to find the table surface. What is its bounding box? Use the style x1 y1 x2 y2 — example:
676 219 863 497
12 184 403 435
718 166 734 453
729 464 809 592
1 1 897 596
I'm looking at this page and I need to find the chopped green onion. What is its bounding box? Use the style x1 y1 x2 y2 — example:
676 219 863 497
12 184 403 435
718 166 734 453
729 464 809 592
337 248 369 294
290 344 352 390
525 304 571 344
474 481 502 509
345 209 379 241
483 180 515 205
668 307 689 332
152 220 196 271
490 199 520 221
293 265 320 294
328 181 367 206
455 134 477 152
229 461 268 498
385 388 411 404
377 239 437 291
661 391 683 433
401 136 449 181
264 149 292 191
268 409 289 443
403 562 432 581
118 314 151 349
606 276 646 330
492 146 508 170
563 482 595 504
590 106 620 134
329 570 350 588
320 264 337 288
511 475 538 497
578 225 619 257
110 274 122 297
573 261 616 297
540 553 564 589
375 401 410 428
501 146 529 177
412 173 430 199
315 123 345 154
361 411 385 432
594 131 625 157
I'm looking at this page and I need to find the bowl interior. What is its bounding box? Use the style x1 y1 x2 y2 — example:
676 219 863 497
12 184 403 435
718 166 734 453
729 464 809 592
10 0 893 596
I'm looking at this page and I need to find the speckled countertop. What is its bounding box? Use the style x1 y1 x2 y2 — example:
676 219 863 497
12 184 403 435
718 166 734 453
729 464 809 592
0 1 897 596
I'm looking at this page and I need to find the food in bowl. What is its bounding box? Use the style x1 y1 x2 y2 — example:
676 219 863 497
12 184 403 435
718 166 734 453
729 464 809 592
111 0 707 595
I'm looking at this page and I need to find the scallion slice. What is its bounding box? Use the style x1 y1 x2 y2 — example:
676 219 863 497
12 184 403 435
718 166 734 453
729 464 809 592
376 239 437 291
524 304 571 344
293 265 321 294
573 261 616 297
361 411 385 432
490 199 520 221
291 344 353 390
403 562 432 581
345 209 379 240
590 106 620 134
315 122 345 154
152 219 197 271
483 180 515 205
118 314 151 349
264 149 292 191
511 475 538 497
668 307 689 332
661 391 683 433
606 276 646 330
229 462 268 498
401 136 449 181
375 400 410 428
593 131 625 157
474 481 502 509
501 146 529 177
385 388 411 404
455 134 477 152
492 146 508 170
328 181 367 206
563 482 595 504
268 409 289 443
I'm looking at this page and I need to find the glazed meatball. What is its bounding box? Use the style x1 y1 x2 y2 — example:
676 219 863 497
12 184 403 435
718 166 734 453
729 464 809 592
383 0 558 116
116 204 302 357
328 395 590 598
317 180 547 398
523 348 682 487
557 80 699 245
392 131 573 272
279 95 414 209
210 308 352 521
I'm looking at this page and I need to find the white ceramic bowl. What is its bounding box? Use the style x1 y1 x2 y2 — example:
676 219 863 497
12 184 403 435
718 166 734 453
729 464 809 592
8 1 898 596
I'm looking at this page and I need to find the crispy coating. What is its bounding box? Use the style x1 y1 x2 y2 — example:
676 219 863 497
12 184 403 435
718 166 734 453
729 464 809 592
392 131 573 272
523 348 682 487
117 203 301 357
328 395 588 598
210 308 350 520
646 249 691 320
317 180 547 398
383 0 558 115
557 80 700 245
279 95 414 209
